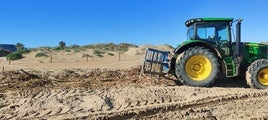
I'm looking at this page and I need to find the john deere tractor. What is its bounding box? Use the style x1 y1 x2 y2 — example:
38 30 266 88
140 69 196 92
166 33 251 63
142 18 268 89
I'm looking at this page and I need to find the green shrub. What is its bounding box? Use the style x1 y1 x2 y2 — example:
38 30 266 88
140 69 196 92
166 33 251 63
107 53 114 56
6 52 23 60
93 50 102 54
94 50 104 57
35 52 49 57
96 54 103 57
65 49 72 52
5 48 31 60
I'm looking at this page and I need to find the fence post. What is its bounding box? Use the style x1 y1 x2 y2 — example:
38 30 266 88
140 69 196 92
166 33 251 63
119 53 121 61
50 55 52 63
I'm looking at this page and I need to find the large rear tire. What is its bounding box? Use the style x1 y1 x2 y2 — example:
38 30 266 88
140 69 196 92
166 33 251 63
246 59 268 89
175 47 219 87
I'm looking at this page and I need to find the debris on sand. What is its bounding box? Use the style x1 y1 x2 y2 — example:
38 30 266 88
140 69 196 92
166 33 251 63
1 67 268 119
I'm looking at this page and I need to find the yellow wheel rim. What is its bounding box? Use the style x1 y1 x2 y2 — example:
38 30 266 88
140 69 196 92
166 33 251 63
258 68 268 86
185 55 212 81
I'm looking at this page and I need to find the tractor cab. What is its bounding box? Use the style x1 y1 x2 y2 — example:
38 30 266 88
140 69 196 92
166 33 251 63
172 18 244 77
185 18 234 56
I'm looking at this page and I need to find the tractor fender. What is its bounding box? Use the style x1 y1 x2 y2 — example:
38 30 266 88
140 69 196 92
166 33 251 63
169 40 226 74
169 41 224 74
174 41 222 58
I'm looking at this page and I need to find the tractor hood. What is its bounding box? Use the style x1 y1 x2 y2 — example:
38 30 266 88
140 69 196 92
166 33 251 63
243 42 268 47
242 42 268 52
242 42 268 63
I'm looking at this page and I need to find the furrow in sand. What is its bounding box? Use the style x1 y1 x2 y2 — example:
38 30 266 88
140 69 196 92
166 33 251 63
85 90 268 119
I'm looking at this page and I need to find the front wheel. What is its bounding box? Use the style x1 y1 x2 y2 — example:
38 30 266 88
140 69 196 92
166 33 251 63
175 47 219 87
246 59 268 89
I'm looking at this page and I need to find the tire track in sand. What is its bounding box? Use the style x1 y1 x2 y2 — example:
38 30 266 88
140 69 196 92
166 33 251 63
85 88 268 120
1 86 268 120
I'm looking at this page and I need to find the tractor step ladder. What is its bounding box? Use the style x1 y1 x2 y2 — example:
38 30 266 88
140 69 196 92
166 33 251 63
226 61 236 77
140 48 169 78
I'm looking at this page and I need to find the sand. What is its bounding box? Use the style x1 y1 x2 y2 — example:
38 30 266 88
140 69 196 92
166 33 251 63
0 45 268 119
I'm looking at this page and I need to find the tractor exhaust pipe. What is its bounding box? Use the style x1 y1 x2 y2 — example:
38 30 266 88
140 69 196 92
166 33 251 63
236 19 243 46
234 19 243 76
234 19 243 57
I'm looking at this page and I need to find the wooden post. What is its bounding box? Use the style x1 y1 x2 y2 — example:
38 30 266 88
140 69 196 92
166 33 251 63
119 53 121 61
8 60 11 65
50 55 52 63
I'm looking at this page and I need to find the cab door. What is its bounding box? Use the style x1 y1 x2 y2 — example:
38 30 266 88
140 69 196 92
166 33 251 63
216 26 231 56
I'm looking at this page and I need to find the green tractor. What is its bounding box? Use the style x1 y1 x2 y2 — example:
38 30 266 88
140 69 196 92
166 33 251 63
142 17 268 89
171 17 268 89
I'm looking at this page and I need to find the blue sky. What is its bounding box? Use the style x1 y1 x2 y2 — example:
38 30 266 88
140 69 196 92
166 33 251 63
0 0 268 48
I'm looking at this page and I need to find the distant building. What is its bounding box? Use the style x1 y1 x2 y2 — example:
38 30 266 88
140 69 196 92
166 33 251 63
0 44 17 57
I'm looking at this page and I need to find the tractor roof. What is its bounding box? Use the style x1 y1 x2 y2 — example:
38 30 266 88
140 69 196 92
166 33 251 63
185 18 234 27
